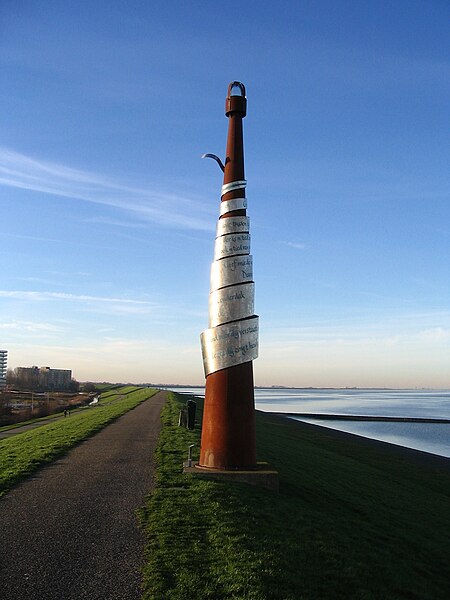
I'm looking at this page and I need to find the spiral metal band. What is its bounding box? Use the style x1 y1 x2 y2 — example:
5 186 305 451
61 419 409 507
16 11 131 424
201 180 258 376
210 255 253 292
214 233 250 261
216 216 250 237
209 282 255 328
220 197 247 216
201 317 259 376
221 180 247 197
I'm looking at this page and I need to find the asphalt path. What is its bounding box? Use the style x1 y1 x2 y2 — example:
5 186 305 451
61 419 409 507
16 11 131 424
0 390 167 600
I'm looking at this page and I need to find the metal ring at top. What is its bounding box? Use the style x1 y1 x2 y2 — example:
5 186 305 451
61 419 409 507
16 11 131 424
221 180 247 197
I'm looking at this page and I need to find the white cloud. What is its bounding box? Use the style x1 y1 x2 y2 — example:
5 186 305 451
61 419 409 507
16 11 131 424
0 320 63 333
279 241 306 250
0 290 148 303
420 327 450 341
0 232 63 244
0 290 159 315
0 147 214 231
84 216 149 229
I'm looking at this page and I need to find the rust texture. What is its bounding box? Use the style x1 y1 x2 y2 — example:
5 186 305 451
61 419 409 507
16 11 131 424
199 82 257 470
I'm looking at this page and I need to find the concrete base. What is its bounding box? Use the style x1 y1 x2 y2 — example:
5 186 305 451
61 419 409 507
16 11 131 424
183 461 279 492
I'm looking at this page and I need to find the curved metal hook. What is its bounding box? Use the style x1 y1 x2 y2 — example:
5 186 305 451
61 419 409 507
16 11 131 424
201 153 225 173
228 81 246 97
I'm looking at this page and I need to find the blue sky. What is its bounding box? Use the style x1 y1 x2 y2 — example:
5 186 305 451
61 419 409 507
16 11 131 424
1 1 449 387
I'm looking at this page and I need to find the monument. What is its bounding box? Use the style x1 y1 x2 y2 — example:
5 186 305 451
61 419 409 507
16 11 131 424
189 82 277 490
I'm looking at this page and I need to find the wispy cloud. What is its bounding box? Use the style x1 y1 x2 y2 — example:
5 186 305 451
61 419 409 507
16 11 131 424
0 290 146 303
420 327 450 341
0 232 65 244
279 241 306 250
15 276 59 284
0 290 158 314
261 309 450 347
84 216 149 229
0 320 63 333
0 147 214 231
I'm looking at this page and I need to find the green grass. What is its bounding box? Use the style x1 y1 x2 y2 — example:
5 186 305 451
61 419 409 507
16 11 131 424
0 386 158 497
93 383 120 391
99 385 139 399
0 411 64 432
140 392 450 600
0 385 137 433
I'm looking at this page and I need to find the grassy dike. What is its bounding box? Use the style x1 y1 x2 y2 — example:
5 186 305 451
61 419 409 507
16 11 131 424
141 392 450 600
0 386 158 497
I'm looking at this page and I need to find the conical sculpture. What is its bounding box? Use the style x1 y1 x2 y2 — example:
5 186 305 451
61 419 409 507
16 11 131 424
199 82 258 470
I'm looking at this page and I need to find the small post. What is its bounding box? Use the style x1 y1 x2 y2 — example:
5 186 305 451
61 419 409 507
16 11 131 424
187 444 195 468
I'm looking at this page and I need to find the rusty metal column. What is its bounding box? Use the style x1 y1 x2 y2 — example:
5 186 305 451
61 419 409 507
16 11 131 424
199 82 257 470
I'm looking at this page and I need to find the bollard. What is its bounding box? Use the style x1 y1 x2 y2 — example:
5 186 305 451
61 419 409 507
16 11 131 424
178 409 187 427
187 444 195 467
186 398 196 430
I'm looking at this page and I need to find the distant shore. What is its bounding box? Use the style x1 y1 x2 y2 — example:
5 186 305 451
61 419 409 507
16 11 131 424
274 412 450 423
276 412 450 469
158 385 450 391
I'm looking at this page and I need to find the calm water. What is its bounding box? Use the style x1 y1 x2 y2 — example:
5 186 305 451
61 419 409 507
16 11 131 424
294 418 450 458
170 387 450 459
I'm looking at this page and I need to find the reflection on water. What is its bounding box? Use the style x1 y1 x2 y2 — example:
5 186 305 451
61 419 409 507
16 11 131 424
254 388 450 419
172 387 450 418
169 387 450 458
293 418 450 458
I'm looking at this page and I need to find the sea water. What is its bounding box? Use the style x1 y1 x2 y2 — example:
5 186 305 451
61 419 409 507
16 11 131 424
169 387 450 458
294 418 450 458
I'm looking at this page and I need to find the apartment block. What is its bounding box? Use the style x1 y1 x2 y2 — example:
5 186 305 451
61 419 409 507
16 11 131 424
39 366 72 390
0 350 7 389
15 365 72 391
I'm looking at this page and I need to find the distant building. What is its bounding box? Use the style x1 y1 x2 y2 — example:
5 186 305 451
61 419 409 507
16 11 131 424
39 366 72 390
15 366 40 389
0 350 7 389
15 365 72 391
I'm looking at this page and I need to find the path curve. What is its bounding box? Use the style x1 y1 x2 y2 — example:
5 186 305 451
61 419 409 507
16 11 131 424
0 390 167 600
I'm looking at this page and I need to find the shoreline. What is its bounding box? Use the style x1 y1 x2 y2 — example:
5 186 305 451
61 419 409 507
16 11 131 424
271 412 450 423
269 411 450 470
184 391 450 467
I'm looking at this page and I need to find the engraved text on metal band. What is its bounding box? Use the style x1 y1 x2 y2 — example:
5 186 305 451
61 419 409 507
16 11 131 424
209 282 255 328
210 255 253 292
201 316 259 376
216 216 250 237
214 233 250 261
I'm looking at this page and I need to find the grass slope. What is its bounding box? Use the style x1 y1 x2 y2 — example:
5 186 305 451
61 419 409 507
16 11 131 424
141 392 450 600
0 386 158 497
0 385 133 433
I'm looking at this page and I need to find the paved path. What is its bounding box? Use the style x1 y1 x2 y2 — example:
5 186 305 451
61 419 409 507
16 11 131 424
0 390 167 600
